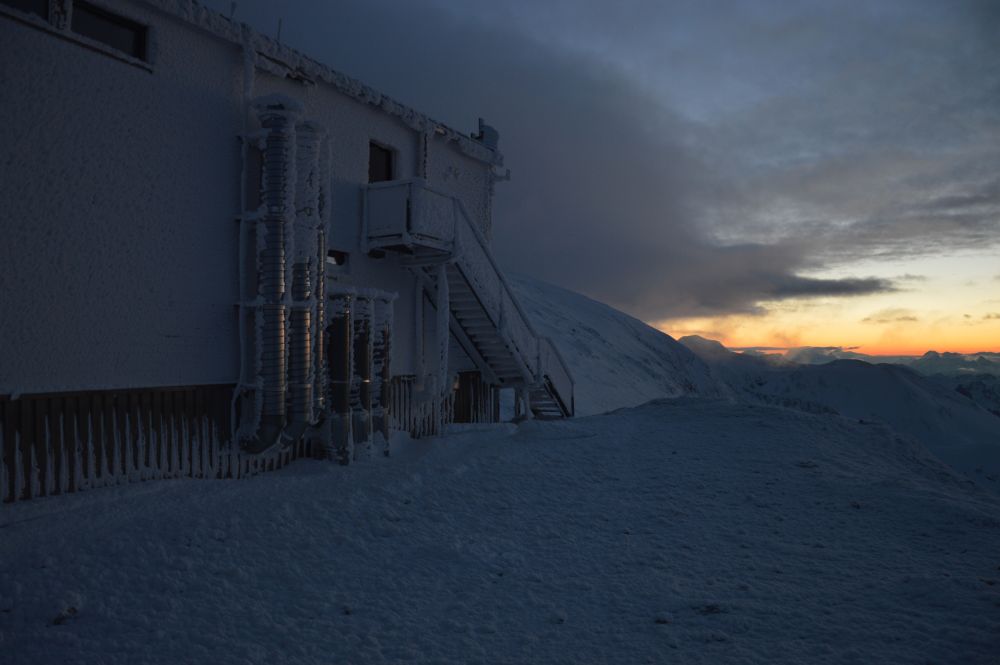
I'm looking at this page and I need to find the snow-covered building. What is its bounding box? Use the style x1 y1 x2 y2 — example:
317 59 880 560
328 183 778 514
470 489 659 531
0 0 573 502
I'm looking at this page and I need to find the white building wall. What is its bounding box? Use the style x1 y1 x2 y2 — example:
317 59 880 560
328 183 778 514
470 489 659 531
0 4 244 394
425 139 494 243
0 0 501 395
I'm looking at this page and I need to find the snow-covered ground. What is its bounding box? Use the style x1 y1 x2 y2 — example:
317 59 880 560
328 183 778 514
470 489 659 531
3 400 999 664
4 277 1000 663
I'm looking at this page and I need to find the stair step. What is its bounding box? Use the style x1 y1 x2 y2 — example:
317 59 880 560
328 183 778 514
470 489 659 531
466 328 501 336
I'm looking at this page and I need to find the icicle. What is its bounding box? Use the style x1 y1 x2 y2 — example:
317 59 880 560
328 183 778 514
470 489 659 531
138 409 149 481
180 416 189 478
192 417 201 479
29 444 40 499
54 412 65 493
124 412 135 482
157 415 166 478
71 413 82 492
13 435 24 502
0 422 6 502
85 413 96 490
202 414 210 478
99 414 111 486
111 414 122 485
44 418 54 497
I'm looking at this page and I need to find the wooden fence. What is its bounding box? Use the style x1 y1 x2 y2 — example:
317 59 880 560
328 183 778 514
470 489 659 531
0 385 313 504
2 373 502 503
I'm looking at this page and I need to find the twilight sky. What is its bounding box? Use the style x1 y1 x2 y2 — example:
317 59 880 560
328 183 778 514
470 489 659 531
210 0 1000 354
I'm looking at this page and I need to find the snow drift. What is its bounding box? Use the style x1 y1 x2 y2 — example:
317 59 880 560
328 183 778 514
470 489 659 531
510 275 725 416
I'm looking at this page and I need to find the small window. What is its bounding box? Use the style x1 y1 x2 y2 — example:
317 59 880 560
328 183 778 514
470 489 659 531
71 1 147 60
327 250 349 267
368 142 394 183
1 0 48 19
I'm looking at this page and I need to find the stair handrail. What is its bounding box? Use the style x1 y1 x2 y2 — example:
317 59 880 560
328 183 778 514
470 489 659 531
366 178 574 410
441 186 575 402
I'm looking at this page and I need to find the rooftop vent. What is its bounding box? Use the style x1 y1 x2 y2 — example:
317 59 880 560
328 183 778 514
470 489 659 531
473 118 500 151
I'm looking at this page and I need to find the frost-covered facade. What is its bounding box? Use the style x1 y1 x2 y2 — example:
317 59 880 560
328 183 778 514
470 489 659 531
0 0 573 502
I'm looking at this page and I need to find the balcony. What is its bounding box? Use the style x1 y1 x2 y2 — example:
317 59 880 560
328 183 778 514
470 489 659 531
364 178 460 256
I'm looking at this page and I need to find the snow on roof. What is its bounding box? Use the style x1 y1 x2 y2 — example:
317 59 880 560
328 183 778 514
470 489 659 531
142 0 503 167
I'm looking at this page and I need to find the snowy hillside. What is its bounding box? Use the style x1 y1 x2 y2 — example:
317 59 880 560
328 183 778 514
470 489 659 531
680 336 1000 490
510 276 726 415
932 374 1000 418
3 399 999 664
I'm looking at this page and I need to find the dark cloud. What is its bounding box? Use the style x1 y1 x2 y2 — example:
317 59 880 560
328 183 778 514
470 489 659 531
210 0 1000 321
985 313 1000 320
861 308 919 324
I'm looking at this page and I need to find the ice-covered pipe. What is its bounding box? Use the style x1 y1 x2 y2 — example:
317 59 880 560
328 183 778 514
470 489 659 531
372 294 395 446
243 95 301 454
352 294 373 456
286 262 313 440
312 137 331 423
327 293 352 464
435 264 449 395
283 121 323 443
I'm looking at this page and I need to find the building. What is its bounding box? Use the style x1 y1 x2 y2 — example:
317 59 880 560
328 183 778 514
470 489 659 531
0 0 573 502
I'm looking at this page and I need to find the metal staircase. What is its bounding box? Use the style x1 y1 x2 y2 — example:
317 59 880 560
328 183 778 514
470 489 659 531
365 178 574 418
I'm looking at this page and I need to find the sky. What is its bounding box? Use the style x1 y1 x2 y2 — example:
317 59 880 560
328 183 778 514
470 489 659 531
208 0 1000 355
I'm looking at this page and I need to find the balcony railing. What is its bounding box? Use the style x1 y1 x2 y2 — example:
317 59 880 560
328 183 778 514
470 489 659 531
365 179 459 255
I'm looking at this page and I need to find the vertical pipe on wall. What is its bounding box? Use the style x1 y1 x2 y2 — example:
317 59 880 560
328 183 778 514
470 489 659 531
285 121 323 443
327 293 352 464
370 293 396 453
313 137 331 424
435 264 450 433
352 295 373 459
380 294 394 446
242 96 302 454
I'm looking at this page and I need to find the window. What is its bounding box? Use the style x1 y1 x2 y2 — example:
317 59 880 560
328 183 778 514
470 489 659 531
71 1 147 60
368 142 394 183
1 0 48 19
1 0 151 67
327 250 349 267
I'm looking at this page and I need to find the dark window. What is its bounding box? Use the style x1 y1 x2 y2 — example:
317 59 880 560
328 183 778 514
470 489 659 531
1 0 48 19
71 1 147 60
327 249 349 267
368 142 394 183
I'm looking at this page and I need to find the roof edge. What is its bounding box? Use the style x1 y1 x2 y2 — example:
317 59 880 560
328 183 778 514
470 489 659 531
140 0 504 167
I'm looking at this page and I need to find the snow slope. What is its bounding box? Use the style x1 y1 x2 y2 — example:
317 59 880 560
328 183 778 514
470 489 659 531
510 275 725 416
680 336 1000 490
932 373 1000 418
3 400 999 664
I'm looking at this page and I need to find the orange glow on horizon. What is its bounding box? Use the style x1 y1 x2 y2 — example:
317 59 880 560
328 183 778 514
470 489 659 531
652 312 1000 358
642 251 1000 357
